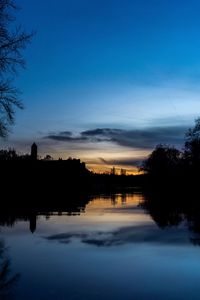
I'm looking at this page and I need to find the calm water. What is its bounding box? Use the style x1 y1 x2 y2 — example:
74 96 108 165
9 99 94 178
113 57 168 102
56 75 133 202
1 193 200 300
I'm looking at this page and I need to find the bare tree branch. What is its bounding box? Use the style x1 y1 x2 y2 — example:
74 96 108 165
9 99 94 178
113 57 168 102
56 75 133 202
0 0 33 137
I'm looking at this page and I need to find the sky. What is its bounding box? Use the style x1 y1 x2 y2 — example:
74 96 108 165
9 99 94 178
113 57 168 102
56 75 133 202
2 0 200 173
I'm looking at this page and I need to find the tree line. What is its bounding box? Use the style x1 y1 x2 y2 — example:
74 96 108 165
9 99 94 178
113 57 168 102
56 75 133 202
141 117 200 177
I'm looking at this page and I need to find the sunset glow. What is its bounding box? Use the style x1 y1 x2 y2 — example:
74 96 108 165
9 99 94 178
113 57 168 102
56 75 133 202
2 0 200 170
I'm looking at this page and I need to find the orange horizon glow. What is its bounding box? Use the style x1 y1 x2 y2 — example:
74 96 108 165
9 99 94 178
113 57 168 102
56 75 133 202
37 145 148 175
86 164 142 175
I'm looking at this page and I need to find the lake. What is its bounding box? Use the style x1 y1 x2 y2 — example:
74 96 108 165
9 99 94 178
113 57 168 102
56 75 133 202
1 192 200 300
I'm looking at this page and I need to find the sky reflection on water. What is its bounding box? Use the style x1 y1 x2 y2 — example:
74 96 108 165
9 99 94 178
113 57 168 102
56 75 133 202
1 193 200 300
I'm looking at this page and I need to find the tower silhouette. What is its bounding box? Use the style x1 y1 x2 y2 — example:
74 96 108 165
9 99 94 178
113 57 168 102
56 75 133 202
29 214 37 233
31 143 37 160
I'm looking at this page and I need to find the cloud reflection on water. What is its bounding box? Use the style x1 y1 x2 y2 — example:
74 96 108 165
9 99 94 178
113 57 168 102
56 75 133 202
45 224 190 247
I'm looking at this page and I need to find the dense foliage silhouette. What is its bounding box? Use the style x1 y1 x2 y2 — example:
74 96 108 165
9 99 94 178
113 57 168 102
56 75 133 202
141 118 200 187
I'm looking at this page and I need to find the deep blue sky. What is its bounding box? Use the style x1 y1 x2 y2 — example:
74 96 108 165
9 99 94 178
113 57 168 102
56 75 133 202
3 0 200 172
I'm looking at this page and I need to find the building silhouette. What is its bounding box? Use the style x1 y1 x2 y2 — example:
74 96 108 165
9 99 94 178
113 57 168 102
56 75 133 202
31 143 37 160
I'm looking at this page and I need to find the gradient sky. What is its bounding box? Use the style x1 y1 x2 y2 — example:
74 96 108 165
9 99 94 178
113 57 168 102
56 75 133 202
3 0 200 173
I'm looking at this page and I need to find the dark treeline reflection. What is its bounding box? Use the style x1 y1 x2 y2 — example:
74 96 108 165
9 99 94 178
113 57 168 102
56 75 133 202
142 188 200 246
0 193 128 233
2 187 200 247
0 240 19 300
0 191 91 233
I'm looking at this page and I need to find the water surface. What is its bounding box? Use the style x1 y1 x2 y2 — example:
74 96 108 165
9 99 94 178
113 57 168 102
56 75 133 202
1 193 200 300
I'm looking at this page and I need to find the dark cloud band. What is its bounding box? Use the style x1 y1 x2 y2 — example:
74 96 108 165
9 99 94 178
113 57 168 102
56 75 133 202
44 125 188 150
99 157 144 167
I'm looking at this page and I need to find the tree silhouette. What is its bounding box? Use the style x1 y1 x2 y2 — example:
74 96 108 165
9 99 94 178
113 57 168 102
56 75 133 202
141 144 181 176
0 0 33 137
184 117 200 169
0 240 19 298
0 148 17 160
